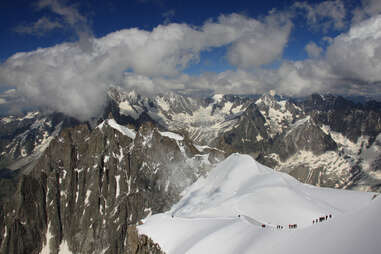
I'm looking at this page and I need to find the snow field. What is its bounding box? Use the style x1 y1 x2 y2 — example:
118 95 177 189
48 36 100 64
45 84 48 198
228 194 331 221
139 153 379 254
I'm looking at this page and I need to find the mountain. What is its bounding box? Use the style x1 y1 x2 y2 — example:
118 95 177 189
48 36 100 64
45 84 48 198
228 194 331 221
3 89 380 194
0 117 216 253
138 153 381 254
0 88 380 253
0 112 79 172
105 88 381 191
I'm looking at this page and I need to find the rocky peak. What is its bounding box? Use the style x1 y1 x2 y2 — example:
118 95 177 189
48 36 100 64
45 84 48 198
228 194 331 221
256 92 278 110
304 95 381 143
0 110 216 253
215 103 270 157
274 116 337 161
255 94 304 137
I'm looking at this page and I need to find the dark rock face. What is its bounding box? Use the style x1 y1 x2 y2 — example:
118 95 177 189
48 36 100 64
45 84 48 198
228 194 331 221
126 226 164 254
0 174 47 254
301 94 381 143
273 117 337 161
208 93 380 191
215 99 336 161
0 118 208 254
216 103 270 157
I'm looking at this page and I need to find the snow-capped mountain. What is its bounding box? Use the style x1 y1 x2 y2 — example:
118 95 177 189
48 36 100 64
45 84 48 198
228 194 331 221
0 112 79 174
107 87 254 145
2 88 379 193
106 88 381 192
0 88 380 254
139 153 381 254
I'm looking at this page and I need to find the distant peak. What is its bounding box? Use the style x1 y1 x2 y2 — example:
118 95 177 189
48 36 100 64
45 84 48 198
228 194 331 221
269 90 276 97
212 94 224 103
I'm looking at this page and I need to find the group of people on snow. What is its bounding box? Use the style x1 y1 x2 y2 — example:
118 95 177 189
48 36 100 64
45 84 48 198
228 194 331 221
275 224 297 229
313 214 332 224
236 213 333 230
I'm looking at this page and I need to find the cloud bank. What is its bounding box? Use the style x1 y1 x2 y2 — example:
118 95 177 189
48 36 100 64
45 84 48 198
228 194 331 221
1 0 381 121
0 13 291 120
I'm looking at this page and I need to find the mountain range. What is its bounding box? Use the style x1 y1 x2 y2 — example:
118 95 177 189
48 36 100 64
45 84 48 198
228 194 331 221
0 88 380 253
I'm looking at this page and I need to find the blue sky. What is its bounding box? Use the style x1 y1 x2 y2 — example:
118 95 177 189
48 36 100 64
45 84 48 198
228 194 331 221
0 0 381 119
0 0 352 64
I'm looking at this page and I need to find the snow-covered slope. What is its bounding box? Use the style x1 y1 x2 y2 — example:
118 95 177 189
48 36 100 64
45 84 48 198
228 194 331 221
138 154 379 254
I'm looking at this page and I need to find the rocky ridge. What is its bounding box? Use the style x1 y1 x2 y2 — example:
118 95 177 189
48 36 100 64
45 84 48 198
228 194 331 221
0 116 216 253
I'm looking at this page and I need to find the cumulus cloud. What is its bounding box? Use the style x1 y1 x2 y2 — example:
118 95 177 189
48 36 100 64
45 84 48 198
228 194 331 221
326 14 381 83
224 13 292 68
305 42 323 58
267 15 381 98
4 2 381 121
169 62 335 98
13 17 63 35
166 15 381 99
352 0 381 23
257 15 381 98
293 0 347 32
0 13 292 120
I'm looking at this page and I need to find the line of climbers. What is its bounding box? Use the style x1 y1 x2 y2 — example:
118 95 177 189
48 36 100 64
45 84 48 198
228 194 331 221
237 214 332 229
261 224 297 229
313 214 332 224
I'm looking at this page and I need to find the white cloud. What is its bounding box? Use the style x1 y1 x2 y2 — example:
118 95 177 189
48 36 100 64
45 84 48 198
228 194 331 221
36 0 87 26
270 15 381 98
20 0 93 50
305 42 323 58
172 62 334 98
326 14 381 83
265 15 381 98
13 17 63 35
293 0 347 32
4 4 381 121
0 13 292 120
352 0 381 23
223 14 292 68
169 13 381 99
